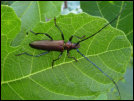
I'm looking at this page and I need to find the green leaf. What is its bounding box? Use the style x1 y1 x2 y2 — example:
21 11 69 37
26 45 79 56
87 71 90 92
1 5 21 82
10 1 63 46
80 1 133 45
1 11 131 100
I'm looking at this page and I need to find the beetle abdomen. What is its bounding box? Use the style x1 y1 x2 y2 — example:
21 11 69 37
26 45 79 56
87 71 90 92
29 40 64 52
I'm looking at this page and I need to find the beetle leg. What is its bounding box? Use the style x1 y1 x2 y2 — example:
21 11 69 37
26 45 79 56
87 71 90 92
69 35 86 42
30 30 53 40
67 50 78 62
54 17 64 40
16 51 49 57
52 52 63 69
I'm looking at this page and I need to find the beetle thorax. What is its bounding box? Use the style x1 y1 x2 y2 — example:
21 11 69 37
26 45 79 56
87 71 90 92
64 41 80 50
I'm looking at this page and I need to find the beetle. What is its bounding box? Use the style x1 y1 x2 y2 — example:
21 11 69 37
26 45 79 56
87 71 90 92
16 17 86 67
16 6 125 99
16 13 120 68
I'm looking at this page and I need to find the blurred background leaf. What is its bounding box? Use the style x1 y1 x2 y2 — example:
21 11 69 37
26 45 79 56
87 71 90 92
80 1 133 45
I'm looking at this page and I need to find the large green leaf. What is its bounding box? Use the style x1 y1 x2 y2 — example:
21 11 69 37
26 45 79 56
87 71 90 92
80 1 133 45
1 8 132 100
10 1 63 46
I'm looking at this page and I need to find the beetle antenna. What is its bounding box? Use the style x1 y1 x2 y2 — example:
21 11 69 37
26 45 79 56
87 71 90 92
54 17 65 40
76 49 121 99
76 4 126 45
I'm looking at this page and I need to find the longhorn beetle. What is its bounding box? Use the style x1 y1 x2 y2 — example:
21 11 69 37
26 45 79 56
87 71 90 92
16 5 126 99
